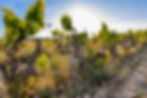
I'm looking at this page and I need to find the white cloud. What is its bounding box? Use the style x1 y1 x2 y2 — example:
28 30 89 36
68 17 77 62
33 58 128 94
35 27 53 38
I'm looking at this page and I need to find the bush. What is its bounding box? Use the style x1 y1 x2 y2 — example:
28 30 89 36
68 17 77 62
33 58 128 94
35 54 50 73
37 87 54 98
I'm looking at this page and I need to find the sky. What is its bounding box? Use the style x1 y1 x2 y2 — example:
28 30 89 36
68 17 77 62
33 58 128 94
0 0 147 37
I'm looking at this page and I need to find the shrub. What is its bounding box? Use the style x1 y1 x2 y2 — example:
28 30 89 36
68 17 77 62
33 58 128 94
35 54 50 73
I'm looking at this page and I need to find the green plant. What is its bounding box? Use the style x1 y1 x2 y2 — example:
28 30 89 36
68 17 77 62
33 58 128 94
35 54 50 73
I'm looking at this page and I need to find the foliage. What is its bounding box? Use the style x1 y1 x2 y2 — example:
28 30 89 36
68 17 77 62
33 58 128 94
37 87 54 98
25 0 45 35
83 57 114 85
0 0 45 46
98 23 120 47
35 53 50 73
0 38 3 46
76 32 88 45
1 9 26 45
25 0 45 28
52 28 64 38
61 15 73 31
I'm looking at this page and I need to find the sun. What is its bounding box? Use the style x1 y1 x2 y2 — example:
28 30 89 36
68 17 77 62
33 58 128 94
66 5 102 35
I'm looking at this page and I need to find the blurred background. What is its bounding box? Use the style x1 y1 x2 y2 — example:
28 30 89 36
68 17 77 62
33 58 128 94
0 0 147 98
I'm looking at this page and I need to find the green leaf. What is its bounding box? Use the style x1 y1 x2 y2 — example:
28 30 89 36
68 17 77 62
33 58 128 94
61 15 73 30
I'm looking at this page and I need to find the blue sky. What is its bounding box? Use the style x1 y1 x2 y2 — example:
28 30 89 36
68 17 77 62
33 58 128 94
0 0 147 37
